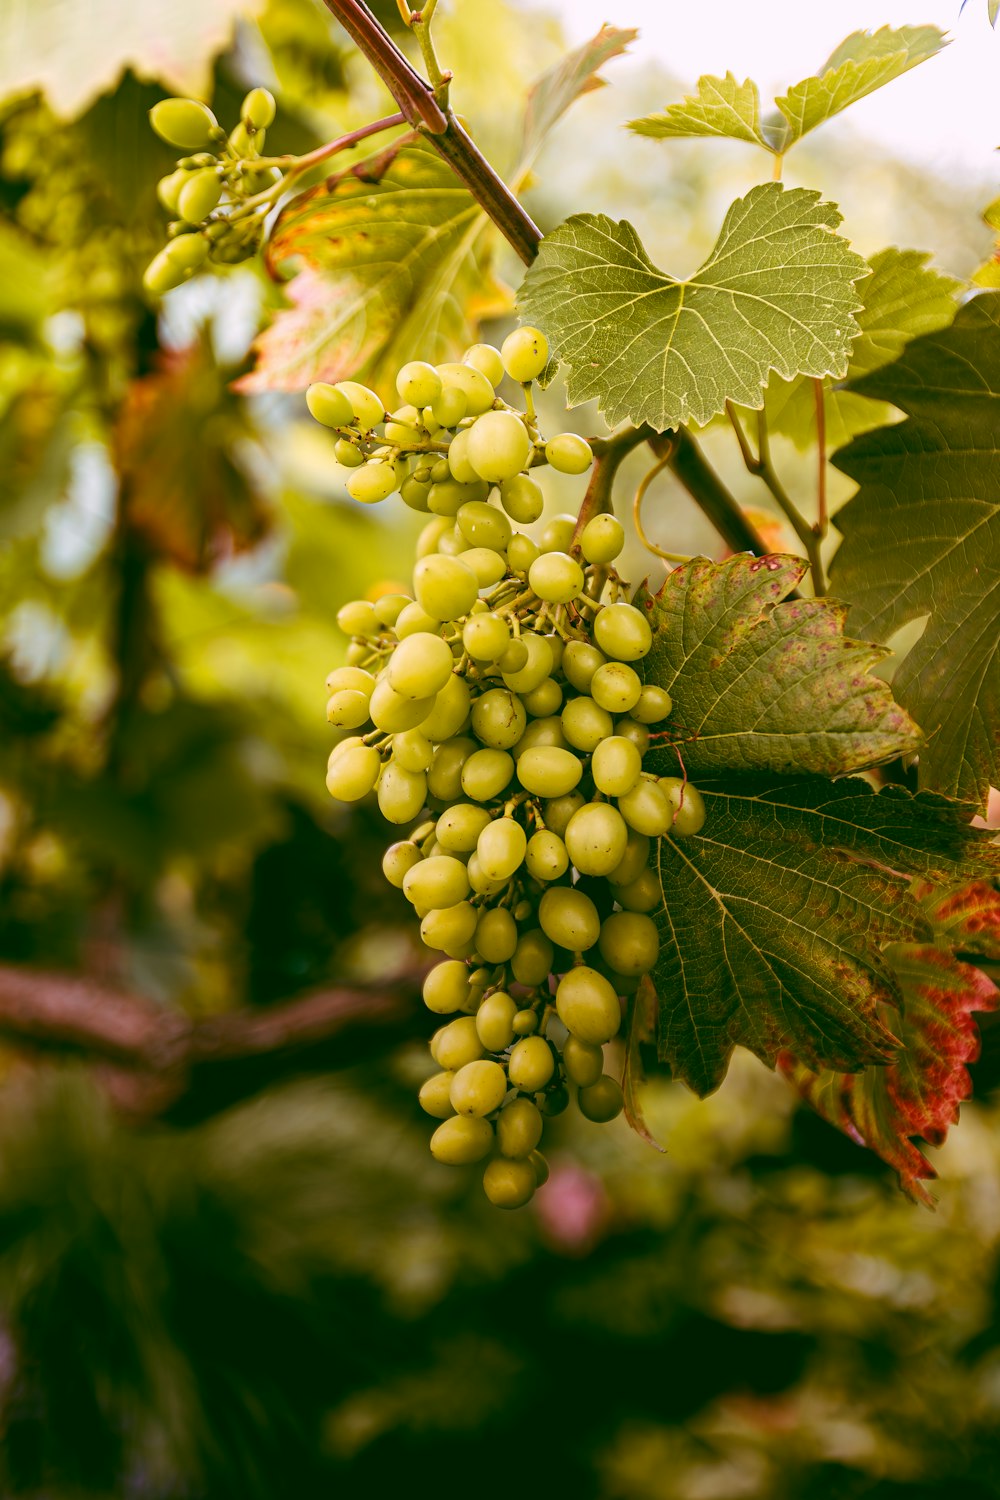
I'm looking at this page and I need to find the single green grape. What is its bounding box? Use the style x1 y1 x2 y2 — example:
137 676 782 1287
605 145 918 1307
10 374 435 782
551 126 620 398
500 326 549 383
660 777 707 836
368 679 435 733
591 736 642 798
156 168 187 214
334 381 385 431
382 841 422 889
542 790 586 838
508 1035 555 1091
307 382 355 429
514 716 567 761
498 638 529 675
326 665 375 695
467 854 506 897
483 1156 536 1208
463 343 505 386
460 747 514 802
632 685 673 724
598 910 659 976
476 906 518 963
467 411 531 482
476 991 517 1052
606 829 651 887
496 1097 543 1158
528 552 585 605
510 930 554 987
177 167 222 223
392 727 433 773
149 98 220 150
396 600 442 638
499 475 543 524
429 386 467 428
384 405 422 446
545 433 593 474
326 689 370 729
403 855 470 910
471 689 527 750
578 1075 624 1123
580 514 624 564
512 1008 539 1036
337 599 378 636
561 696 614 754
388 631 454 700
430 1115 493 1164
431 1017 485 1069
375 591 411 625
516 746 583 799
525 829 569 882
436 362 494 416
423 960 474 1016
539 515 577 554
463 612 510 662
242 87 276 129
446 428 480 485
421 901 478 954
563 1035 604 1087
461 546 506 586
430 478 490 516
450 1058 508 1117
325 745 381 802
562 640 607 694
538 886 600 952
593 602 653 662
617 777 673 837
335 439 365 469
377 762 427 824
615 717 651 755
400 475 431 512
591 661 642 715
418 1070 456 1119
501 634 554 695
564 802 629 877
413 555 479 622
615 866 660 913
163 230 209 272
528 1149 550 1186
508 533 541 577
347 462 398 505
397 361 442 407
428 737 476 801
555 967 621 1045
521 677 563 718
456 499 512 552
476 816 527 880
435 803 492 853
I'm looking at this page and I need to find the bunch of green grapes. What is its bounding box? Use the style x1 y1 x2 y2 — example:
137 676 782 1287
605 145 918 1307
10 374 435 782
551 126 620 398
320 327 706 1210
143 89 280 294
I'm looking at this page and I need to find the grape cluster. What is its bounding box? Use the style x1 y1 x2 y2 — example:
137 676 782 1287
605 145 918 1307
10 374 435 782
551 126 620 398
144 90 280 295
321 328 706 1209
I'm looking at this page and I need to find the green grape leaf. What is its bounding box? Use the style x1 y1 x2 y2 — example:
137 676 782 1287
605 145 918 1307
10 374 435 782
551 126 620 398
629 73 772 149
767 26 948 154
992 0 1000 28
0 0 265 119
763 248 962 450
636 553 921 778
517 184 869 431
780 879 1000 1204
623 976 666 1152
236 143 513 395
116 334 269 572
646 775 998 1097
521 24 637 166
830 293 1000 810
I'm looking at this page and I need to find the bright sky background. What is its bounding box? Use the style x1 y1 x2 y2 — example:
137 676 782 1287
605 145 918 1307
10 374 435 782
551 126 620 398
528 0 999 180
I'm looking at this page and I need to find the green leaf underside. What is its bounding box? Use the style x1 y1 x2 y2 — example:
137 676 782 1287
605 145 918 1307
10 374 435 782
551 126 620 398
768 25 948 153
780 880 1000 1204
521 23 637 166
830 293 1000 809
242 27 632 393
647 775 998 1097
761 247 962 451
518 184 869 431
628 27 946 155
629 73 769 148
236 144 511 394
636 553 921 777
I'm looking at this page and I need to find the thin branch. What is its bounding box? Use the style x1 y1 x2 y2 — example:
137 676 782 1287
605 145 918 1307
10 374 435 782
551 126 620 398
569 425 651 549
651 428 771 559
322 0 447 131
632 450 692 563
725 403 825 592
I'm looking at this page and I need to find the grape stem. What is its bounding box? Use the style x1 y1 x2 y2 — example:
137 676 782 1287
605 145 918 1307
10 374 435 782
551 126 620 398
725 402 825 592
321 0 542 265
655 428 771 561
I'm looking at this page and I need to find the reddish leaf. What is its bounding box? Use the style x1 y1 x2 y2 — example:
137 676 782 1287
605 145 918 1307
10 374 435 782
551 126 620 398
623 975 666 1152
115 336 268 572
780 880 1000 1204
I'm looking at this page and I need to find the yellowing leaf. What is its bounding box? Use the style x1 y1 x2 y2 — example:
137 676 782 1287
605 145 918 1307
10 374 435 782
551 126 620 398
518 184 869 431
629 73 771 149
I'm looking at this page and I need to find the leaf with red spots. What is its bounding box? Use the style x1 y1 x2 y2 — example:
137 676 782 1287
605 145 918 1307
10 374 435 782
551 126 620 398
116 335 268 572
637 552 922 779
780 880 1000 1203
623 975 666 1151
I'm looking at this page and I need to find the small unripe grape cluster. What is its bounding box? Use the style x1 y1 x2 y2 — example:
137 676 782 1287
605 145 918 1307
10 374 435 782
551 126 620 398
322 331 707 1210
144 89 280 294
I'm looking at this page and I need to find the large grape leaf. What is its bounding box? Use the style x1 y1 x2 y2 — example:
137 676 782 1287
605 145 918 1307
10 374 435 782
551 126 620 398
829 293 1000 810
517 184 869 431
645 775 998 1097
780 879 1000 1204
636 553 921 777
0 0 264 119
762 248 961 451
629 27 946 156
241 27 633 395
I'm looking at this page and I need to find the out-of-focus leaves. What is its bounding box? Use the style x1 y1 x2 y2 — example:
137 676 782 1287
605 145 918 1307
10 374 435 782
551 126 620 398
520 24 636 166
0 222 52 338
830 293 1000 809
623 975 666 1151
647 776 998 1096
115 335 269 572
0 371 75 540
518 185 869 431
637 553 921 777
0 0 266 119
781 880 1000 1203
973 196 1000 288
763 247 961 450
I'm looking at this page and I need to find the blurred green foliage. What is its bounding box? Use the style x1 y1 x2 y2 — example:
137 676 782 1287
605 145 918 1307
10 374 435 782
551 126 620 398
0 2 998 1495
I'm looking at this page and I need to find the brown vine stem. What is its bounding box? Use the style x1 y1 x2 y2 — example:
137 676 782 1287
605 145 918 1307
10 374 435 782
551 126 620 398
322 0 542 265
570 425 651 549
725 402 825 591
